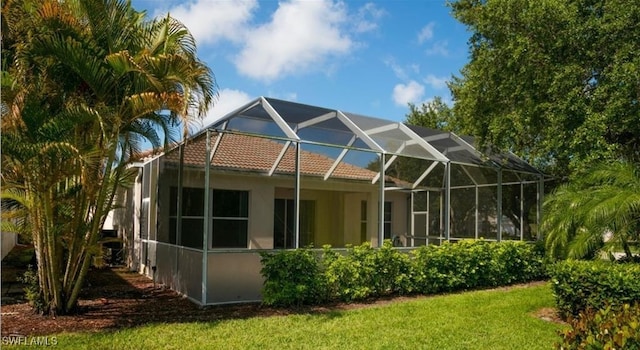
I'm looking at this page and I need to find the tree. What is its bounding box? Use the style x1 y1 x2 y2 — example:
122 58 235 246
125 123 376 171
543 161 640 260
448 0 640 178
1 0 216 315
405 96 457 132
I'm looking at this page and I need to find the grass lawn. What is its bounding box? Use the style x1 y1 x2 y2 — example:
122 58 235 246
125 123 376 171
41 283 562 349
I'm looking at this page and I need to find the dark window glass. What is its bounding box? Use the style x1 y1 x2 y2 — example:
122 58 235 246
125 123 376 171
213 190 248 217
181 218 204 249
166 218 177 244
212 220 248 248
170 187 177 215
384 201 392 239
169 187 204 216
183 188 205 216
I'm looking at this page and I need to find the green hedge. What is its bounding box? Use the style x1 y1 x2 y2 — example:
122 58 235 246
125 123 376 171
260 248 327 306
549 260 640 318
557 303 640 350
260 240 546 306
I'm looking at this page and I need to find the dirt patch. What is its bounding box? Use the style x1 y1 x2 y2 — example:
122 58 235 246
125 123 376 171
1 268 558 336
533 307 566 325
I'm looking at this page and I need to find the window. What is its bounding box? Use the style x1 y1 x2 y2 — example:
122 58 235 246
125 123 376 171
384 201 392 239
212 189 249 248
274 199 315 248
168 187 249 249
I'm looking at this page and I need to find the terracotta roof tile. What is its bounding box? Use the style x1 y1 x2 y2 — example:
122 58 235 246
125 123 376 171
164 133 378 181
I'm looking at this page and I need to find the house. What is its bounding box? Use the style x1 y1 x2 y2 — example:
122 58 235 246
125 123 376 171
113 97 545 305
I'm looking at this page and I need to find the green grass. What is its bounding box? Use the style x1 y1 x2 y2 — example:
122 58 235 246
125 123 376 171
47 284 563 349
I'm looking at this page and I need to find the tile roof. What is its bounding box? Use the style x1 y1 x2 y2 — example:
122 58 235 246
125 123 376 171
164 133 379 181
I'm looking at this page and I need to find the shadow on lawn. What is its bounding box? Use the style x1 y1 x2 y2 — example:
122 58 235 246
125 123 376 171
2 267 555 336
76 267 349 331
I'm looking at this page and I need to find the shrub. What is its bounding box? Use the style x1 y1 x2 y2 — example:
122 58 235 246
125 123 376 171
260 248 326 306
371 241 415 296
493 240 547 285
260 240 547 306
19 265 45 313
412 240 545 294
322 241 414 302
557 303 640 350
323 243 376 301
549 260 640 319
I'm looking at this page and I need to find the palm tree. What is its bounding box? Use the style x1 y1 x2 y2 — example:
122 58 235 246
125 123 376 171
543 161 640 260
1 0 216 315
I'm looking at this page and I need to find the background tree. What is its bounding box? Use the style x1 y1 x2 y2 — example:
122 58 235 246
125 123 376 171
447 0 640 179
405 96 457 132
1 0 216 315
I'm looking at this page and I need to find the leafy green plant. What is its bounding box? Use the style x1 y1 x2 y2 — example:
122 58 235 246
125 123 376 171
260 248 326 306
557 303 640 350
19 265 45 313
260 240 546 306
371 241 415 295
549 260 640 319
323 243 376 301
412 240 545 294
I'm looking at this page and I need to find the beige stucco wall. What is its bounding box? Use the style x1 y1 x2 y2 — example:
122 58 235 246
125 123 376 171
1 232 17 261
154 167 388 250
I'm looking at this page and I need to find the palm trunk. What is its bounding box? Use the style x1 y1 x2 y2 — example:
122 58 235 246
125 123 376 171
64 141 119 312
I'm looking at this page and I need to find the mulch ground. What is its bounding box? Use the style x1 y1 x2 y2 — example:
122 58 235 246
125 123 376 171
0 267 564 336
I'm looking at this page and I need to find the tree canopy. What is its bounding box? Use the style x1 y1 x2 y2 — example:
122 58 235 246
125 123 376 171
1 0 216 315
405 96 457 132
447 0 640 178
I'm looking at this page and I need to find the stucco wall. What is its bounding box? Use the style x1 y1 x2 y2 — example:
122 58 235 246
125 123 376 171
1 232 17 260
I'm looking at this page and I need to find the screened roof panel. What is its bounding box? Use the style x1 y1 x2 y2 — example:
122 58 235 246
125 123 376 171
406 124 488 166
459 135 541 174
345 113 447 161
225 115 288 139
264 97 334 125
205 97 540 175
296 127 355 147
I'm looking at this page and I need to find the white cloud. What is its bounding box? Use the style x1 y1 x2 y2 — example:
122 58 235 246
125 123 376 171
426 41 449 56
424 74 448 90
353 3 386 33
198 88 253 129
235 0 353 81
384 58 408 81
392 80 425 106
418 22 435 44
164 0 258 45
163 0 381 82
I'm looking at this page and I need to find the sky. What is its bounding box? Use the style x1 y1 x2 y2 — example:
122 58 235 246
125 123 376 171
131 0 471 131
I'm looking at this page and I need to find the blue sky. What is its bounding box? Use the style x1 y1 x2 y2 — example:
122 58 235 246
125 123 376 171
132 0 471 130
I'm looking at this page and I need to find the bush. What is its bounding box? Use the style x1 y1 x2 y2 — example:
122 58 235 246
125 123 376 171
412 240 545 294
323 241 415 302
549 260 640 319
260 248 326 306
260 240 547 306
322 243 376 301
19 265 45 313
557 303 640 350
